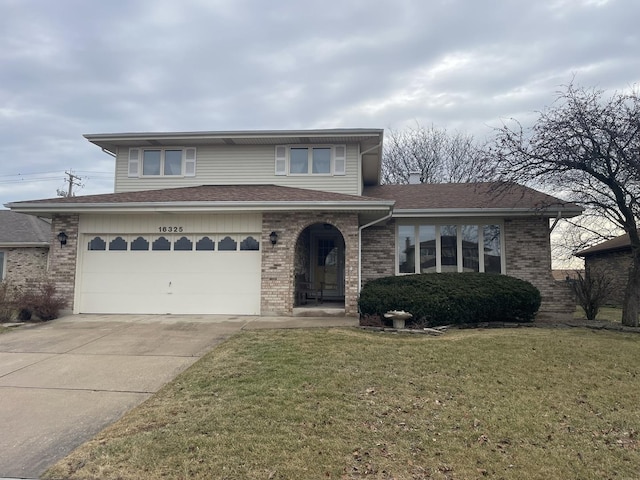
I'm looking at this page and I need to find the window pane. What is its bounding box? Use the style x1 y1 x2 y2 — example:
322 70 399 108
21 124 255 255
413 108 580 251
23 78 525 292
218 236 237 251
174 236 193 251
88 236 106 251
312 148 331 173
461 225 479 272
131 236 149 251
290 148 308 174
419 226 436 273
484 225 502 273
109 236 128 251
398 226 415 273
195 236 215 251
142 150 161 175
240 236 259 251
440 225 458 272
152 236 171 251
164 150 182 175
0 251 5 280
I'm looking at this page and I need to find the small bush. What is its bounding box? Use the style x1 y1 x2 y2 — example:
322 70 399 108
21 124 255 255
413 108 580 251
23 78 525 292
358 273 541 327
17 280 67 321
571 267 613 320
0 281 16 322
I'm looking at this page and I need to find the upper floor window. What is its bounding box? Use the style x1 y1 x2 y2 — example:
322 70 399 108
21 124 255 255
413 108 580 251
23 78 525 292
128 147 196 178
275 145 346 176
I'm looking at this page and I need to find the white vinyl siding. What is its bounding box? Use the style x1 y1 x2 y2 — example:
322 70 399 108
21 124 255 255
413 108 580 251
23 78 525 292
115 144 361 195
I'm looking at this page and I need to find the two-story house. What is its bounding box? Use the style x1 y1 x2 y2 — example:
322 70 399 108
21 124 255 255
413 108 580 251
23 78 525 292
6 128 582 317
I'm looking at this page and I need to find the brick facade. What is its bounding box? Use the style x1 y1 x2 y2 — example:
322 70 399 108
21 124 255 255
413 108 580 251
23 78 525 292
584 251 631 307
360 216 574 315
49 214 79 311
3 247 49 286
360 221 395 284
504 217 573 313
261 211 359 316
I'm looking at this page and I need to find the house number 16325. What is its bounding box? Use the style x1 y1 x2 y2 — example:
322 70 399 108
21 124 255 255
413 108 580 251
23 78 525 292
158 226 184 233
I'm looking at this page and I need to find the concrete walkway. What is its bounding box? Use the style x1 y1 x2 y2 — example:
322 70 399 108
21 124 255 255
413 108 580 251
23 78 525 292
0 314 357 479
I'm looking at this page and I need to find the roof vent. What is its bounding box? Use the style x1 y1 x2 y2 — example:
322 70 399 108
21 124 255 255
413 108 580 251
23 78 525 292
408 172 422 184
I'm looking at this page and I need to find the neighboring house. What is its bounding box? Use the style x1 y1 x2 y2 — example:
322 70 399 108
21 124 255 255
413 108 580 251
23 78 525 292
0 210 50 286
6 129 582 317
576 234 634 307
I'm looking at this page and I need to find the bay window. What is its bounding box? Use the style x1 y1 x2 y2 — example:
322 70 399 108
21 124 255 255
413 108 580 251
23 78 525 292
397 223 502 274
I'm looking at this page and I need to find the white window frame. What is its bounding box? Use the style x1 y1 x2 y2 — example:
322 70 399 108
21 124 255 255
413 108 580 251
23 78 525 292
0 250 5 280
275 145 346 176
128 147 196 178
395 221 505 275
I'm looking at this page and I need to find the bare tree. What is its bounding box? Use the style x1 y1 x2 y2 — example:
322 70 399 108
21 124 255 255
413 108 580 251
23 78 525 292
382 124 486 184
488 83 640 326
571 266 614 321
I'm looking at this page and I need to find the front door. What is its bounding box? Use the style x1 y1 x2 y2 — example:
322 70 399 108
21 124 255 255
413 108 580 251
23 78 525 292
312 234 344 300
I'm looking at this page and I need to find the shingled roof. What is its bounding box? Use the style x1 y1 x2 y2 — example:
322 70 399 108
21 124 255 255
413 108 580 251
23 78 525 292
576 233 633 257
6 182 582 218
363 182 581 216
0 210 50 245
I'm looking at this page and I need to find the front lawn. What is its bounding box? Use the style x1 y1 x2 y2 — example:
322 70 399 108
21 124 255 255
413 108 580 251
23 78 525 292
45 328 640 479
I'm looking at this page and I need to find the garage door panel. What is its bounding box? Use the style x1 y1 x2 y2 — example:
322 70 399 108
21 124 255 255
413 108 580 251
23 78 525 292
78 236 261 315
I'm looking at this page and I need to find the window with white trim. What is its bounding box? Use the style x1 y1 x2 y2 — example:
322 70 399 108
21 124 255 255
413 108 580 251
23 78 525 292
397 223 502 274
0 251 5 280
274 145 346 176
128 147 196 177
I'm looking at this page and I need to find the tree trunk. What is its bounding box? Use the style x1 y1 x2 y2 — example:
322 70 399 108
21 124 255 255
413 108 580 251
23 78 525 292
621 250 640 327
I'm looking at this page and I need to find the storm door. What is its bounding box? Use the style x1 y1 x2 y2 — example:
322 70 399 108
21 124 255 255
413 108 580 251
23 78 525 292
311 230 345 300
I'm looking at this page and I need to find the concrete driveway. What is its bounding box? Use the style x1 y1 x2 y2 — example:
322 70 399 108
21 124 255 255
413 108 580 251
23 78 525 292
0 314 357 479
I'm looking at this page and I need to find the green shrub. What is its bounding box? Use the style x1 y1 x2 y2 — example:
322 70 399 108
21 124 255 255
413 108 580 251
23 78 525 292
358 273 541 327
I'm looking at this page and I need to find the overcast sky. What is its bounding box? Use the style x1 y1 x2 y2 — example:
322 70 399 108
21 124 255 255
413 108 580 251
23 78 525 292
1 0 638 206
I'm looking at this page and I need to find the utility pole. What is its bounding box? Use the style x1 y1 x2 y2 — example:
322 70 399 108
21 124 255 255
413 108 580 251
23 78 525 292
64 171 83 197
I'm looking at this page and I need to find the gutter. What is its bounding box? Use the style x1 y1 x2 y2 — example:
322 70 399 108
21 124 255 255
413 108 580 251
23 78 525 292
392 206 583 218
358 210 393 293
6 200 395 216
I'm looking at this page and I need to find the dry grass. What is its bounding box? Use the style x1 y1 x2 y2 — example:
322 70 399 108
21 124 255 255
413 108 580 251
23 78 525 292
45 327 640 479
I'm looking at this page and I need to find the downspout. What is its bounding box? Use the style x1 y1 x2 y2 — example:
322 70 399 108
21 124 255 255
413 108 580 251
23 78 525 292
358 141 383 195
550 210 562 233
358 210 393 293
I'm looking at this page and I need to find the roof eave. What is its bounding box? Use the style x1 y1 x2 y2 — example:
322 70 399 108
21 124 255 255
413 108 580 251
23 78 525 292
7 200 395 216
0 242 50 248
392 207 584 218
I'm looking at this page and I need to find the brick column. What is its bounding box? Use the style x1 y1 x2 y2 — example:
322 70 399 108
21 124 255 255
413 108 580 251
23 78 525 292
504 216 573 314
49 214 79 312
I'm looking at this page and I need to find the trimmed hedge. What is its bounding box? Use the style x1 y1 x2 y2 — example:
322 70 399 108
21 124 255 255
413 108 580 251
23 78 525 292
359 273 541 326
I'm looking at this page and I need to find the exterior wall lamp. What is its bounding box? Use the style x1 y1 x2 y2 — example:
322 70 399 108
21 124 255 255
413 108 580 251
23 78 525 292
269 231 278 246
57 231 68 247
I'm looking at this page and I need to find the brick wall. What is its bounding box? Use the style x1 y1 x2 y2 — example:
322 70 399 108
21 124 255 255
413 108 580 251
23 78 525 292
361 220 395 285
361 217 573 315
504 217 574 314
261 211 359 316
48 214 79 311
585 251 631 307
3 247 49 286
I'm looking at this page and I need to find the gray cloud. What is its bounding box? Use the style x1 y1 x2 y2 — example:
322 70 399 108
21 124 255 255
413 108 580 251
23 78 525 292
0 0 638 204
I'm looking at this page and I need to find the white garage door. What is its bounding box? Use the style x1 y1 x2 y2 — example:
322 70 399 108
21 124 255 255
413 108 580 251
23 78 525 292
77 232 262 315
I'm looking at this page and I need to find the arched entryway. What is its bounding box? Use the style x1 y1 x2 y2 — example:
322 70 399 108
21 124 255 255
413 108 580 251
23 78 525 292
294 223 345 307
